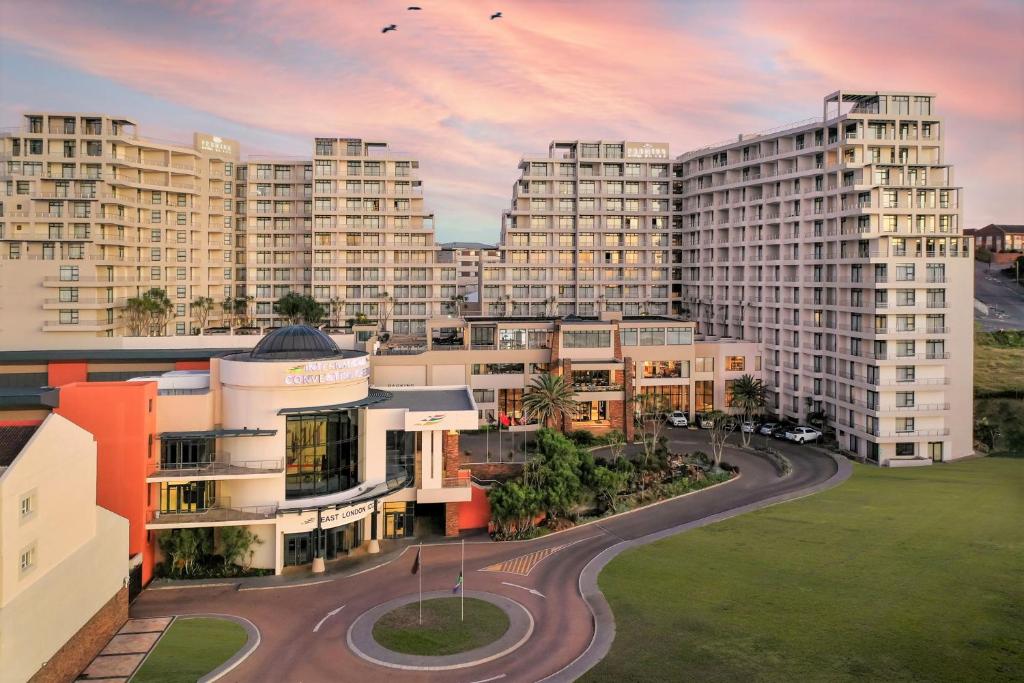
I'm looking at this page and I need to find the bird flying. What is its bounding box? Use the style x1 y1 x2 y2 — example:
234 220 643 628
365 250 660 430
407 5 421 9
490 12 502 19
382 24 398 33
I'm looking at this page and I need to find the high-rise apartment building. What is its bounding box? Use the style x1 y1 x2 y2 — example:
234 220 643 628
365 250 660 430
0 118 454 340
673 91 973 463
238 138 453 336
0 113 239 339
479 141 676 318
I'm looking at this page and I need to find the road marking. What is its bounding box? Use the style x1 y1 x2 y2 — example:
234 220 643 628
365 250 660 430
312 604 345 632
479 535 597 576
469 675 506 683
500 581 546 599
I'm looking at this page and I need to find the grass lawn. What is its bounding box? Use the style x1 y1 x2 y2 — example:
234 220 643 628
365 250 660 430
372 597 509 656
974 342 1024 395
132 617 247 683
585 459 1023 682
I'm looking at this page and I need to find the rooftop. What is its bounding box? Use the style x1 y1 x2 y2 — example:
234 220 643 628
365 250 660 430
369 387 475 412
0 425 38 468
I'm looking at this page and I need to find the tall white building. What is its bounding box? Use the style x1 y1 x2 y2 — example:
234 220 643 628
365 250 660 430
673 91 973 464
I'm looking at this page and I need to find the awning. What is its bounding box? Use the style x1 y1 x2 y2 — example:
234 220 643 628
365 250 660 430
0 387 60 410
159 428 277 439
277 388 392 415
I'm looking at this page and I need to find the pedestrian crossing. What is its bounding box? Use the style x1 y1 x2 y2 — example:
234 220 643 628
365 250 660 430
479 535 595 576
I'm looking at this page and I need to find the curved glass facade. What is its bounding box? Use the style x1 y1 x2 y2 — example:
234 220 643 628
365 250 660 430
284 410 359 498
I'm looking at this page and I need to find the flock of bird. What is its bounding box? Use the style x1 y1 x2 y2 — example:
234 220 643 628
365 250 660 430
382 6 501 32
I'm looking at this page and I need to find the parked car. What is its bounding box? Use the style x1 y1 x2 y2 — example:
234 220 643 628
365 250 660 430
785 426 822 444
740 421 757 433
697 413 715 429
772 423 796 439
758 422 778 436
665 411 689 428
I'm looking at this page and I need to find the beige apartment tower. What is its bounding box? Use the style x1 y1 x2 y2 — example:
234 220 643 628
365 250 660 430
0 113 238 337
673 91 973 464
480 141 675 318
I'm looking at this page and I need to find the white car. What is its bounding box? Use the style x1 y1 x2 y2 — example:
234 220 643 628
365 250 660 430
697 414 715 429
665 411 689 427
785 426 822 444
741 421 756 433
758 423 778 436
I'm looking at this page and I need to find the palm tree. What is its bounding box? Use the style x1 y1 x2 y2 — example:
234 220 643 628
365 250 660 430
730 374 767 447
124 297 147 336
141 288 173 336
190 296 214 334
522 373 578 430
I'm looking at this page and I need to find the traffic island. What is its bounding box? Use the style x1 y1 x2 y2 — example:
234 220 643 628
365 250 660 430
347 590 533 671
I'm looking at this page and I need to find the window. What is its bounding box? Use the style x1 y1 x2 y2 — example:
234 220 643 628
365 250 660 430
385 431 415 480
896 417 915 433
59 310 79 325
471 363 524 375
896 392 915 407
725 356 745 371
667 328 693 345
20 545 36 573
895 443 916 457
639 385 688 413
638 328 666 346
473 389 495 404
563 330 611 348
498 388 529 424
695 357 714 373
620 328 638 346
694 380 714 412
20 494 34 518
643 360 687 379
284 411 359 498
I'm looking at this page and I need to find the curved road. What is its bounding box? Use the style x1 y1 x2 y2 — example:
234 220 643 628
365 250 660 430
131 438 842 682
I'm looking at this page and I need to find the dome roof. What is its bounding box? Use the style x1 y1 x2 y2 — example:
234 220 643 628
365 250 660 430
249 325 342 361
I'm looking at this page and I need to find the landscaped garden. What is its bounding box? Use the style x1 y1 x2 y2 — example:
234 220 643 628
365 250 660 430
155 526 272 579
371 597 509 656
584 458 1024 682
132 617 247 683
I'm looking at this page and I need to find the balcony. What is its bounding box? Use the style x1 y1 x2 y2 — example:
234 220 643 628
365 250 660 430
146 497 278 528
572 383 624 392
417 474 472 504
146 457 283 482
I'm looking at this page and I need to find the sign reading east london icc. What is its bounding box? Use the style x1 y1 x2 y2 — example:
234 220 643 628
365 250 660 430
625 142 669 159
283 357 370 386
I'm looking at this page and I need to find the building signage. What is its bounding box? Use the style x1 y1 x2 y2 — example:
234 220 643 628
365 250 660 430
283 357 369 386
625 142 669 159
282 499 377 533
403 408 478 432
194 133 239 158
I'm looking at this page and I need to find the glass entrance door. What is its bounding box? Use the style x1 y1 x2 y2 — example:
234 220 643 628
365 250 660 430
284 532 314 566
384 502 415 539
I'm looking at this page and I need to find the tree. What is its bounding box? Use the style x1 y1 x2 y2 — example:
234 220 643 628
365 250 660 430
157 528 212 577
522 373 578 429
377 292 395 333
136 288 173 336
327 297 344 327
634 393 670 490
729 374 767 447
190 296 214 334
124 297 147 336
706 409 735 472
589 465 629 513
448 294 467 317
528 429 587 522
488 480 543 539
219 526 263 571
274 293 325 325
221 297 236 328
234 296 256 328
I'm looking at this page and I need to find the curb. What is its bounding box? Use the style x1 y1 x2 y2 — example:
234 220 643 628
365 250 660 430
195 614 261 683
540 452 853 683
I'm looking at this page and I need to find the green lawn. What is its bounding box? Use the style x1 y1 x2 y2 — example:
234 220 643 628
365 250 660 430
586 459 1024 682
372 597 509 656
132 617 247 683
974 342 1024 396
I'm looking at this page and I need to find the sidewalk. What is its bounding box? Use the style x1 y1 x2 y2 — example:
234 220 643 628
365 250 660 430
146 530 491 592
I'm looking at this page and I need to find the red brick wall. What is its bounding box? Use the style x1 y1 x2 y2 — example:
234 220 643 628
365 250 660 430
28 587 128 683
443 432 461 536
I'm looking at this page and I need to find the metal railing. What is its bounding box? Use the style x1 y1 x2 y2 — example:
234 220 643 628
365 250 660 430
152 457 283 475
153 497 278 520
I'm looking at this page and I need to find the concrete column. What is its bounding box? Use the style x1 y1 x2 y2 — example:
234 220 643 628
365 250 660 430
623 357 636 442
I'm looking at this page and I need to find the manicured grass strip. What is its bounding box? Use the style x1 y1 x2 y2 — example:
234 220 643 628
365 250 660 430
372 597 509 656
585 459 1024 682
132 617 247 683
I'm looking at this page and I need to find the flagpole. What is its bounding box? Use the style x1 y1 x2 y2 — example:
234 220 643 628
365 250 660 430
418 543 423 625
461 538 465 622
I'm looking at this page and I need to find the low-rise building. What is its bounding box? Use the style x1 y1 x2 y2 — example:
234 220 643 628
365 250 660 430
972 224 1024 253
0 414 129 683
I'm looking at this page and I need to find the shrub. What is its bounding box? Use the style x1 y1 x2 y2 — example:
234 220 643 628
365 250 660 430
568 429 598 446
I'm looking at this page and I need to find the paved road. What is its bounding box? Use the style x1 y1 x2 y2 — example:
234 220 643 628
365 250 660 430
975 261 1024 331
131 435 840 682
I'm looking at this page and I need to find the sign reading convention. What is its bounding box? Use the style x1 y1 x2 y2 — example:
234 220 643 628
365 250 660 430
283 357 369 386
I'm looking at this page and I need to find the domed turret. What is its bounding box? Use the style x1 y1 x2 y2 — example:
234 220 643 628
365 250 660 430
249 325 342 361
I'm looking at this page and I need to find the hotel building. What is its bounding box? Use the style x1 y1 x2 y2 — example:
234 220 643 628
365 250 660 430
479 141 676 318
239 139 455 335
0 113 239 339
673 91 973 463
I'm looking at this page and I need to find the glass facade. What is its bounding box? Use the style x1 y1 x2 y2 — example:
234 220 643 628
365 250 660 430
385 430 415 481
285 410 359 499
160 437 214 468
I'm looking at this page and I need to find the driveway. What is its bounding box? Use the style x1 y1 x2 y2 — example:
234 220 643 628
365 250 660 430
975 261 1024 331
130 438 842 682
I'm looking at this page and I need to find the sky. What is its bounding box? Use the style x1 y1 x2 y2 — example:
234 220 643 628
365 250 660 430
1 0 1022 243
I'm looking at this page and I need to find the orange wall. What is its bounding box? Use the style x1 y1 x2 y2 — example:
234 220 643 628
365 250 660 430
174 360 210 371
458 484 492 531
56 381 158 584
48 361 88 386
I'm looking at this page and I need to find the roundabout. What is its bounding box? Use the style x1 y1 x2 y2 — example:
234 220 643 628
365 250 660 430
346 590 534 670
